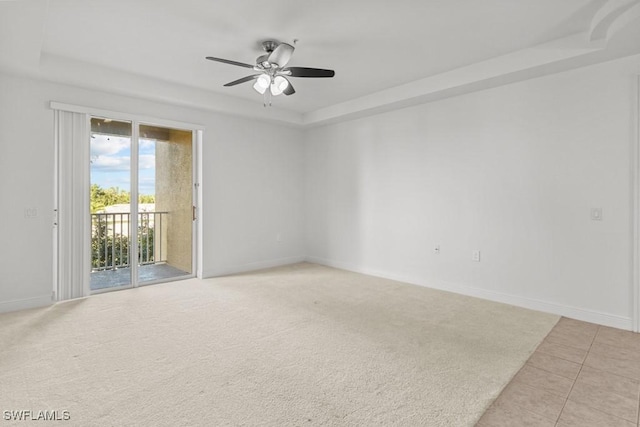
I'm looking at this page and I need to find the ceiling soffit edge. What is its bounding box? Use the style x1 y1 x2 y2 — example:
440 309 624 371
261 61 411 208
9 0 639 128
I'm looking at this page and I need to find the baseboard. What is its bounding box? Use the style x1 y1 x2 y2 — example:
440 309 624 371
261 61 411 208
4 259 630 329
203 255 307 278
306 256 633 331
0 295 52 314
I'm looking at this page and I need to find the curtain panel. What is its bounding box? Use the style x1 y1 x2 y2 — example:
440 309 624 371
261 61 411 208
54 109 90 300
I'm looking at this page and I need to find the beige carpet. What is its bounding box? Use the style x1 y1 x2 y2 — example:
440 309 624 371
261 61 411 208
0 263 558 426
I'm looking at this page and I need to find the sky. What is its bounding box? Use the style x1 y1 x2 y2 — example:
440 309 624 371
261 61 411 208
90 134 156 196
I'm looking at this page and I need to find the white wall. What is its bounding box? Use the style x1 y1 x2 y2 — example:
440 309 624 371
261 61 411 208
305 54 640 329
3 53 639 329
0 72 305 312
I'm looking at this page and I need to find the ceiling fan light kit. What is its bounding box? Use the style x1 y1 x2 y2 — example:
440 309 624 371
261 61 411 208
271 76 289 96
206 40 335 106
253 74 271 94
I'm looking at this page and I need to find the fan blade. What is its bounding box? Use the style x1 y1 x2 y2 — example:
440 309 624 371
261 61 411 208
284 67 335 78
223 74 261 87
206 56 255 69
283 78 295 96
268 43 295 68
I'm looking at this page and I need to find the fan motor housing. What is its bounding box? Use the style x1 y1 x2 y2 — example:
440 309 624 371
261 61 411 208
256 54 271 68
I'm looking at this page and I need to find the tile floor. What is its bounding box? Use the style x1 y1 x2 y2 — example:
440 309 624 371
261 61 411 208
477 317 640 426
90 263 189 290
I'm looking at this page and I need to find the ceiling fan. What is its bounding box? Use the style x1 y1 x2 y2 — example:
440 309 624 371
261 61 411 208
206 40 335 105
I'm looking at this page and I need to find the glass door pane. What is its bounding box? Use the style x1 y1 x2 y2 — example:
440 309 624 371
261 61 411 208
89 117 133 291
137 124 193 284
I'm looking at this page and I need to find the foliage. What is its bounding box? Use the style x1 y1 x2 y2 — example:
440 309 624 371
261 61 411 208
90 184 155 213
90 184 157 270
137 217 155 264
91 219 156 270
91 220 129 269
139 194 155 204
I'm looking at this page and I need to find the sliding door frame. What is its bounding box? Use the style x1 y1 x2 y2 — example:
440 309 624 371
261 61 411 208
51 101 204 299
634 76 640 333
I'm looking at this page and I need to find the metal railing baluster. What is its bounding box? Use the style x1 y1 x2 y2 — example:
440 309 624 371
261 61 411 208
91 211 168 272
101 214 106 269
111 214 115 269
158 212 161 263
145 213 150 264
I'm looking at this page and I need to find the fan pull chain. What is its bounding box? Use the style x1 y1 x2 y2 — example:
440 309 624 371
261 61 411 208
263 90 272 107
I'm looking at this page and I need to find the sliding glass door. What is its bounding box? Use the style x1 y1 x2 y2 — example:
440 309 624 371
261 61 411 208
89 118 195 292
89 118 133 290
137 124 193 284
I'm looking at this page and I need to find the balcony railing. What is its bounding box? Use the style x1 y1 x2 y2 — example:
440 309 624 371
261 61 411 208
91 212 168 271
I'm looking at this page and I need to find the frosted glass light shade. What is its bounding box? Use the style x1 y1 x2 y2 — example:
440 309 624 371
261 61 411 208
253 74 271 94
270 76 289 96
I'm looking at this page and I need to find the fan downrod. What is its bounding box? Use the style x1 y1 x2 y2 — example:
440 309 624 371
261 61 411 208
261 40 278 53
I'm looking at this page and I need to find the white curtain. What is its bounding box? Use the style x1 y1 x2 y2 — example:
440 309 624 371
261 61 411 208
54 109 90 300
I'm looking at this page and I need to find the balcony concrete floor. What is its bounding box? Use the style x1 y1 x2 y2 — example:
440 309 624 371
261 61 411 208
90 264 190 291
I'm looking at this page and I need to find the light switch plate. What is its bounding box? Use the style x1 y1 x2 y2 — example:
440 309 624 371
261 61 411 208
24 207 38 218
590 208 602 221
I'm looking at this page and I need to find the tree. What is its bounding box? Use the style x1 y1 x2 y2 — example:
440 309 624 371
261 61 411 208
90 184 155 213
90 184 157 270
139 194 155 204
91 220 129 269
91 220 156 270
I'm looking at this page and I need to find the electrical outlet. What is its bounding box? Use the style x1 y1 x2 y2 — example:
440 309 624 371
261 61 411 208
276 233 282 242
434 245 440 254
472 250 481 262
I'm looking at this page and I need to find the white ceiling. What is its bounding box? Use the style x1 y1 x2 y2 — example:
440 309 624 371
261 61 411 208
1 0 640 124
